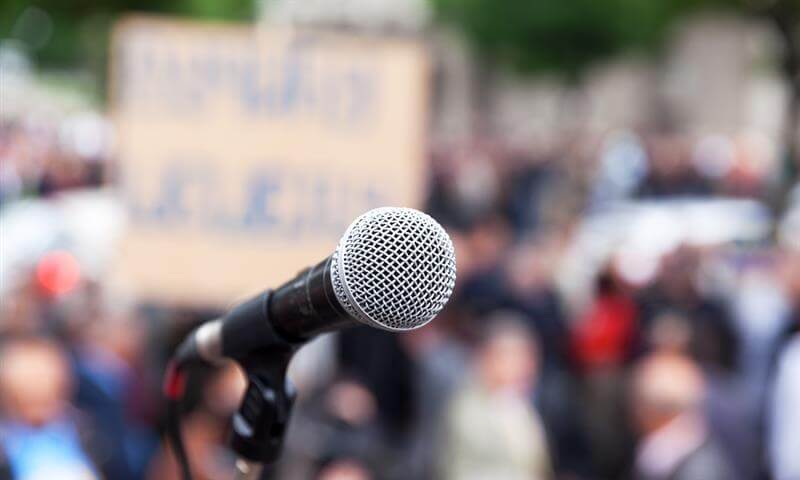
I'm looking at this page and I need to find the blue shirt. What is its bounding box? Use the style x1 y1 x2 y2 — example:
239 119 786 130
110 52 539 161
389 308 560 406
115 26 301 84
0 419 100 480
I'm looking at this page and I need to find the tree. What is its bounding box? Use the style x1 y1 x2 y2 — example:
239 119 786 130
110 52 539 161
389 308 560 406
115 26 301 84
431 0 799 194
0 0 256 75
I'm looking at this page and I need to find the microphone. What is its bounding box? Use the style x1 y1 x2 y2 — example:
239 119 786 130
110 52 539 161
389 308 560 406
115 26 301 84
174 207 457 365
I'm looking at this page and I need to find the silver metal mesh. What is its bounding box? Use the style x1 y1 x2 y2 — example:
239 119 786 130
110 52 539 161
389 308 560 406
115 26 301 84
330 207 457 331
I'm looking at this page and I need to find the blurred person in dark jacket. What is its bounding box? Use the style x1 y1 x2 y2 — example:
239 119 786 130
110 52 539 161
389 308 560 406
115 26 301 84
644 305 757 479
635 249 746 476
503 151 559 235
337 327 416 441
0 336 101 480
440 316 552 480
456 216 513 315
280 375 389 480
68 298 159 480
503 239 568 370
502 242 592 478
638 247 738 373
630 352 734 480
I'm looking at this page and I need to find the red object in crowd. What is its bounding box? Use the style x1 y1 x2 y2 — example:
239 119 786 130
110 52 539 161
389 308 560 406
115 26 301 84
571 293 638 370
36 250 81 297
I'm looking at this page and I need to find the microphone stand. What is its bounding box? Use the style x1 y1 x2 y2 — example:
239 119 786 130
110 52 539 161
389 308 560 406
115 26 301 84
228 333 299 480
165 291 307 480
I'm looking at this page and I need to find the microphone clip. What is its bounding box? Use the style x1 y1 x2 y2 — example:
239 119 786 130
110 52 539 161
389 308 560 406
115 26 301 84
231 346 298 465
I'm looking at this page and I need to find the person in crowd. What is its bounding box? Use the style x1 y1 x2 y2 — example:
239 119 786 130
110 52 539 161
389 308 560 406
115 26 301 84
314 457 375 480
146 363 246 480
440 316 552 480
768 328 800 480
400 309 471 479
501 243 592 479
630 352 734 480
337 327 417 441
0 336 101 480
767 253 800 480
570 268 639 478
68 297 159 480
503 151 558 235
0 121 29 206
0 120 103 204
455 215 513 315
427 142 503 229
637 247 738 372
645 311 693 354
503 239 568 371
636 132 713 197
0 276 45 337
279 375 388 480
646 308 758 480
571 268 638 371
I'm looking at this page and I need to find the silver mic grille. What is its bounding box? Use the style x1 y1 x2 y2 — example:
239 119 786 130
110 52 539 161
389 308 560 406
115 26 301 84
330 207 457 331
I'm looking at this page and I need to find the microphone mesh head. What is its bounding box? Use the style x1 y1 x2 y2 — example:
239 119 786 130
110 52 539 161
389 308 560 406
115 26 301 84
330 207 457 331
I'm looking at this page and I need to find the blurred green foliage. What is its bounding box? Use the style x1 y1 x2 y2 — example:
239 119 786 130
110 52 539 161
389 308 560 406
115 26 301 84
0 0 256 70
430 0 760 78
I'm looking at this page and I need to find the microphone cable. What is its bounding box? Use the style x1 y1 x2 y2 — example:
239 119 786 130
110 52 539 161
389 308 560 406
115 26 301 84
163 360 193 480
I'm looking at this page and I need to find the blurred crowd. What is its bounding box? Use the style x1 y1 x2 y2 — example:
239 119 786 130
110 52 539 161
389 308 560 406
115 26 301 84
1 114 800 480
0 116 108 206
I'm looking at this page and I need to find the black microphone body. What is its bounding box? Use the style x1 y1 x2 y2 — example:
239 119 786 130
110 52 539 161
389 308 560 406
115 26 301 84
176 256 358 366
268 256 355 340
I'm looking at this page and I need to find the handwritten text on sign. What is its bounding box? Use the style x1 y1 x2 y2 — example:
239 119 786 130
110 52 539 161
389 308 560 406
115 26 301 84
112 18 428 306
